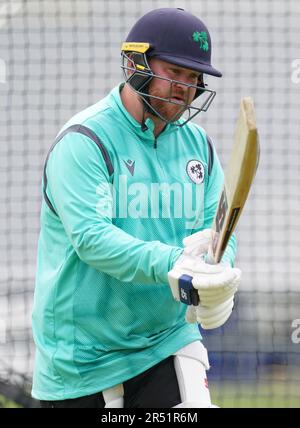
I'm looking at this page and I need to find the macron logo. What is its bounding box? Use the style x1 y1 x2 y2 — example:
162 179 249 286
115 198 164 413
123 159 135 176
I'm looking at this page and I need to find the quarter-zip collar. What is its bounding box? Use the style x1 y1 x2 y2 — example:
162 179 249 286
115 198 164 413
108 84 179 144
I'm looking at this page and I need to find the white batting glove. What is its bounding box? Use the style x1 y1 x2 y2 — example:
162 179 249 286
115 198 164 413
168 229 241 329
182 228 212 257
168 257 241 308
185 296 235 329
171 228 212 285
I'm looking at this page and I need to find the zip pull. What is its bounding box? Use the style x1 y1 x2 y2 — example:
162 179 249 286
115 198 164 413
154 138 157 149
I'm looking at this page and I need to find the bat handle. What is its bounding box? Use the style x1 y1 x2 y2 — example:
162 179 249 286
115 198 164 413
206 244 216 265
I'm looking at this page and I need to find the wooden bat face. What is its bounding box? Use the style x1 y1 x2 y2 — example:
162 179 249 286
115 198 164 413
207 97 260 264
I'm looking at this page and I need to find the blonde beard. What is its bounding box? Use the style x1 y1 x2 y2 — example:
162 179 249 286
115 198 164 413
148 98 187 122
148 88 191 122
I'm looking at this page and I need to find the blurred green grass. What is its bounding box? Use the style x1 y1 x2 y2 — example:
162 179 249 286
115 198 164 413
210 380 300 408
1 374 300 408
0 393 22 408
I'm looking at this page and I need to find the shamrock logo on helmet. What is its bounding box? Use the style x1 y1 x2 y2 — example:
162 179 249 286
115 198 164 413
192 31 209 52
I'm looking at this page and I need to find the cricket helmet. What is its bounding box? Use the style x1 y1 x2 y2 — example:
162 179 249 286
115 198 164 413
121 8 222 125
123 7 222 78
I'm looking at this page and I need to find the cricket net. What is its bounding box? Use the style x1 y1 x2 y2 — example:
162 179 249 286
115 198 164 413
0 0 300 407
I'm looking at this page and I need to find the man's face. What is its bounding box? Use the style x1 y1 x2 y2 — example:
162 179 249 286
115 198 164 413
147 58 201 122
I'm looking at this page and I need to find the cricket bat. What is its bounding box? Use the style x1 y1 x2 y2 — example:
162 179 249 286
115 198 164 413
178 97 259 306
207 97 259 264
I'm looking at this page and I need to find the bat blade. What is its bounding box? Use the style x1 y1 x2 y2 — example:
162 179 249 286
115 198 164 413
207 97 260 264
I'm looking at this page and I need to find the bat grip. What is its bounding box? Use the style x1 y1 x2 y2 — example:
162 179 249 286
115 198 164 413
206 244 216 265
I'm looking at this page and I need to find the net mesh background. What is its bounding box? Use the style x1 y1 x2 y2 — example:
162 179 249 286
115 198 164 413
1 0 300 407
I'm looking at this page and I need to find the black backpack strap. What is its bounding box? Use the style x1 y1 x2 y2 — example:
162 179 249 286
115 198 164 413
43 124 114 216
206 134 214 176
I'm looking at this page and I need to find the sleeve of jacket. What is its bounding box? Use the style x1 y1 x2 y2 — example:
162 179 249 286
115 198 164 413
45 132 183 284
202 138 237 266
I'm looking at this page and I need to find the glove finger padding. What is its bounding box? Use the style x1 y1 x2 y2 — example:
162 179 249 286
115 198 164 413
198 285 238 307
168 251 241 312
196 297 234 330
192 267 241 306
191 267 241 289
195 276 240 307
182 229 212 256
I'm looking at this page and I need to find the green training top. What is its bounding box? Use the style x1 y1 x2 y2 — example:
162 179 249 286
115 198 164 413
31 84 236 400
